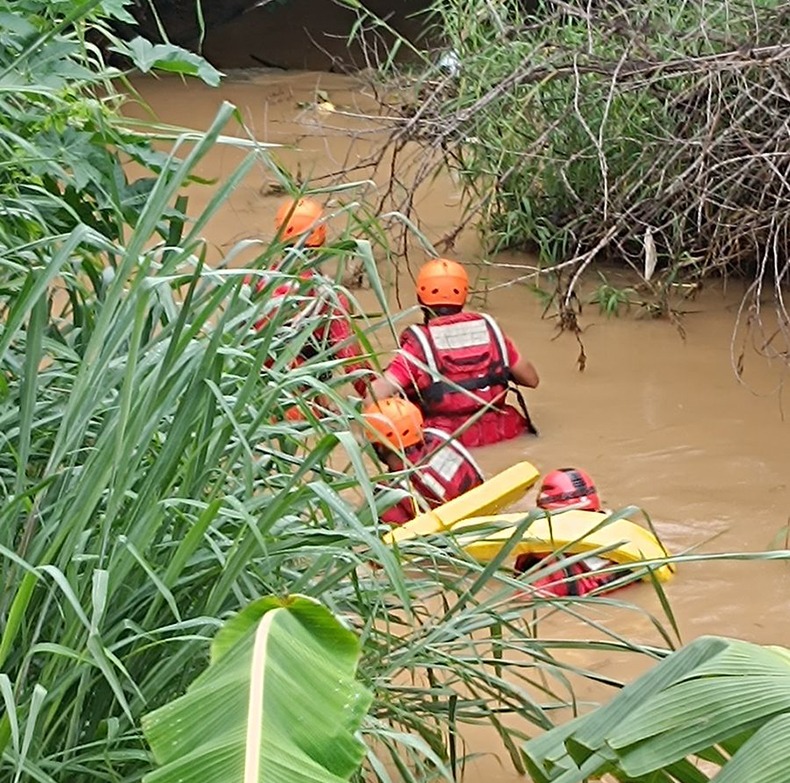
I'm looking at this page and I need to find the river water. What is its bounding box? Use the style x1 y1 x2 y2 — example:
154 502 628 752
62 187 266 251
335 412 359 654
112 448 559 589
126 70 790 781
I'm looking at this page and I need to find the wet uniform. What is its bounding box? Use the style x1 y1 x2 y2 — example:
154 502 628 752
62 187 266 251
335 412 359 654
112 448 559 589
381 427 485 525
384 311 532 447
251 269 371 396
515 553 628 598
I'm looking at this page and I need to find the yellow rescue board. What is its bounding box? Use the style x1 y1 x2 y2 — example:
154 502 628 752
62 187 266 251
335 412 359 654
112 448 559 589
383 461 541 545
455 510 675 582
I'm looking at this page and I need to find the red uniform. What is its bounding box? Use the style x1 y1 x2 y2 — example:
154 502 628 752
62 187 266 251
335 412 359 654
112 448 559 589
384 312 533 447
515 553 628 598
251 270 371 397
380 428 485 525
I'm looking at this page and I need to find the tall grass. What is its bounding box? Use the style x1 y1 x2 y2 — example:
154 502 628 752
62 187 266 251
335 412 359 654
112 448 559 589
0 2 738 782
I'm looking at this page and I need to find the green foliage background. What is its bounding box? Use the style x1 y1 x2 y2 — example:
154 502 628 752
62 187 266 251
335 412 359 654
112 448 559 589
395 0 790 301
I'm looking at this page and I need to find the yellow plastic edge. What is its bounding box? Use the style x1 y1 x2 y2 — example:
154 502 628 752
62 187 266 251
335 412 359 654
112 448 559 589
383 461 541 545
456 510 675 582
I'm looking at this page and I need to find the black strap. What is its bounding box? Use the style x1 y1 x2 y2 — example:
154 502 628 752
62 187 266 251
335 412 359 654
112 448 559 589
421 366 511 404
510 381 538 435
564 564 580 596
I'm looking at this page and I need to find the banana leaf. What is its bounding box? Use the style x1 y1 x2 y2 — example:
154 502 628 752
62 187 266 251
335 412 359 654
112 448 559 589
523 635 790 782
142 595 372 783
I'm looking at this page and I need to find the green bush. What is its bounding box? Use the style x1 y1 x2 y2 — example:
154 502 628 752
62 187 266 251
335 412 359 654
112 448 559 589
380 0 790 311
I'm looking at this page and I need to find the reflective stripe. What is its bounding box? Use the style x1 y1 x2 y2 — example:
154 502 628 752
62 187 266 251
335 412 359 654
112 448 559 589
427 318 491 350
406 325 438 374
583 556 611 571
290 280 329 328
479 313 508 365
426 446 464 484
424 427 485 482
417 471 447 500
411 315 508 377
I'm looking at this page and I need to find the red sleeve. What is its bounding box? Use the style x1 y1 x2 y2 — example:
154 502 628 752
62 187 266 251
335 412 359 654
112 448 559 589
504 333 520 367
381 496 417 526
326 292 373 396
384 328 432 394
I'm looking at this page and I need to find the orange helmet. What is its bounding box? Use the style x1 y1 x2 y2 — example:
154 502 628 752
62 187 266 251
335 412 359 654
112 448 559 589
274 197 326 247
362 397 424 450
416 258 469 307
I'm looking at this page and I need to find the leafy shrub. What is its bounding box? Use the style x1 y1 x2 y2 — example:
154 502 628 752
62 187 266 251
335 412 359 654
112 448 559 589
371 0 790 342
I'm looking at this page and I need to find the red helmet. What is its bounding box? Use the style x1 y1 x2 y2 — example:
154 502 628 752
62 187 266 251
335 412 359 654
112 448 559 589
537 468 601 512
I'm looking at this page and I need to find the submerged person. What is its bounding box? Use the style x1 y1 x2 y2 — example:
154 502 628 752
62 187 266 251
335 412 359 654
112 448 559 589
366 258 539 448
247 197 372 409
515 468 631 598
362 397 484 525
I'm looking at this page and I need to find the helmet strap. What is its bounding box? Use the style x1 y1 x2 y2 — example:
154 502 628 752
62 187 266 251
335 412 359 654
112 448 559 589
420 304 462 323
373 442 408 471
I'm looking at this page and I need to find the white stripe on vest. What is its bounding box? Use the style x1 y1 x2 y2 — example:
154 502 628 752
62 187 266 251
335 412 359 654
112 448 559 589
405 314 509 378
428 318 490 350
424 427 485 483
405 325 438 374
418 471 448 500
478 313 508 364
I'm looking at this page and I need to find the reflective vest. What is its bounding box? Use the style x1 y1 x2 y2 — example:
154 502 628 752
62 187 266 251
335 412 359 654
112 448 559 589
381 428 484 525
405 312 511 416
251 272 370 394
411 428 485 505
515 554 627 598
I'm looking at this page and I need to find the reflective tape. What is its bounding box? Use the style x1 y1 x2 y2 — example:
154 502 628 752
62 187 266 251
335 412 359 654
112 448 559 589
427 319 491 350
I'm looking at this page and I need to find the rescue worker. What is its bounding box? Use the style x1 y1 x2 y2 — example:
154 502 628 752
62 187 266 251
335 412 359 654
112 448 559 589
366 258 539 448
247 197 372 405
515 468 631 597
363 397 484 525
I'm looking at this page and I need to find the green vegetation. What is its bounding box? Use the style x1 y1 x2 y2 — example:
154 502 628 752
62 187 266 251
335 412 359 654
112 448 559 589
590 274 635 318
524 635 790 782
142 596 371 783
0 2 689 781
3 1 789 782
365 0 790 340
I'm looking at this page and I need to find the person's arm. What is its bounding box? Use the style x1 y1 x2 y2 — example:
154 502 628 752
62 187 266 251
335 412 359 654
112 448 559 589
366 373 401 405
510 356 539 388
364 330 430 406
505 336 539 388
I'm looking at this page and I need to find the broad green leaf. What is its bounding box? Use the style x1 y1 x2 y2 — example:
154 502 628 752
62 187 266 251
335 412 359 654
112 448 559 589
713 714 790 783
524 636 790 782
142 596 372 783
0 11 35 36
99 0 136 23
113 37 223 87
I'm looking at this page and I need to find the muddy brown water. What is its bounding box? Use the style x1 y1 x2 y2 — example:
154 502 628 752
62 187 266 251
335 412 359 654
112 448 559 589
126 71 790 781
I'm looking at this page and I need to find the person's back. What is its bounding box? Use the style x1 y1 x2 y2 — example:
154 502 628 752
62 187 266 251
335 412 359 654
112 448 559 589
396 309 526 445
362 398 484 525
247 197 371 399
368 258 539 448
